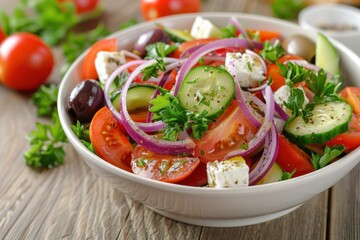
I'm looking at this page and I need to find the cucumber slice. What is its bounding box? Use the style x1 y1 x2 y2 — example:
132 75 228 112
256 162 283 185
315 33 340 76
111 84 156 113
284 101 352 145
158 24 194 43
178 66 235 118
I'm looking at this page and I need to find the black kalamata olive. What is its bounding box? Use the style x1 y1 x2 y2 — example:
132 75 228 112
134 28 170 57
67 79 104 123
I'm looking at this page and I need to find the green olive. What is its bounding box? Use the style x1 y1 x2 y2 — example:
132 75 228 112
283 35 316 62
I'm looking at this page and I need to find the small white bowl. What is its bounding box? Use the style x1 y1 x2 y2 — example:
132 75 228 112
58 12 360 227
299 3 360 56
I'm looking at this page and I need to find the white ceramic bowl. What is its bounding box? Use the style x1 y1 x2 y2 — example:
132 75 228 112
58 12 360 227
299 3 360 56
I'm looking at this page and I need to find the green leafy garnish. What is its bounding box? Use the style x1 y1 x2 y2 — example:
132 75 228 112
272 0 305 20
305 69 342 104
71 121 94 153
220 25 237 38
0 0 78 45
281 170 296 180
61 23 110 76
260 40 285 62
311 145 345 170
283 88 314 123
150 91 211 141
277 62 309 87
31 84 59 117
24 112 68 170
145 42 178 59
141 58 167 81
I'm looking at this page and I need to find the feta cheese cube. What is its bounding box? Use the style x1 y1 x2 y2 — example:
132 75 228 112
207 157 249 188
225 52 265 88
274 85 309 116
95 51 126 84
190 17 221 39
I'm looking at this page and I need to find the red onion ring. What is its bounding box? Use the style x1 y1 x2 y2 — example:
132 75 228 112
245 49 267 75
228 16 263 49
249 123 279 185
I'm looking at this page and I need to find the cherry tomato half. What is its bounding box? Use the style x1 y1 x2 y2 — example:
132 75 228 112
58 0 100 14
141 0 201 20
90 106 133 172
0 33 54 91
131 145 200 183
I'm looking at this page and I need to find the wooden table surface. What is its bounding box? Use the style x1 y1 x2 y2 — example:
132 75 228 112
1 0 359 239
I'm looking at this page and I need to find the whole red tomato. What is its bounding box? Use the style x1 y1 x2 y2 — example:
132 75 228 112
0 33 54 91
141 0 201 20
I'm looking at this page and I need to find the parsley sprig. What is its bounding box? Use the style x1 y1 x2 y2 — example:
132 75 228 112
31 84 59 117
220 25 237 38
277 62 308 87
141 58 167 81
260 40 285 62
150 90 211 141
311 145 345 170
283 88 314 123
0 0 78 45
71 121 94 153
145 42 177 59
25 112 68 170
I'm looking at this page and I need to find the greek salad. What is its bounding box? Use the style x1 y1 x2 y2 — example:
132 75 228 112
66 16 360 188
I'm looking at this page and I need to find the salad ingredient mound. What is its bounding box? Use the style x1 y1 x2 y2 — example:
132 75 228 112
67 16 360 188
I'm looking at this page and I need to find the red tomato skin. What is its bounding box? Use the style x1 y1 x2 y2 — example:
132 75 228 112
178 162 208 186
0 33 54 91
141 0 201 20
276 134 314 177
195 100 258 163
90 107 133 172
0 29 6 45
326 114 360 153
131 146 200 183
58 0 99 14
81 38 117 80
340 87 360 114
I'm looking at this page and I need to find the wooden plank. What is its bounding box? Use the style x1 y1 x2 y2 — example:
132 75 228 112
329 164 360 240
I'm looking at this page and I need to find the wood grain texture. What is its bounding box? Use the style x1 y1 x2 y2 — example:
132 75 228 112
0 0 359 239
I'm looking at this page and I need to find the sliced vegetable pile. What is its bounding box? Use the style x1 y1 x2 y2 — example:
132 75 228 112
67 16 360 188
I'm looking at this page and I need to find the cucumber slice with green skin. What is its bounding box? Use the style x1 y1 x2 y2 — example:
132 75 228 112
284 101 352 145
158 24 194 43
111 84 156 113
178 66 235 118
315 33 340 76
256 162 283 185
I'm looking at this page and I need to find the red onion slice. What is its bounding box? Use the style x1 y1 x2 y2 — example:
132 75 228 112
228 16 263 49
245 49 267 75
249 123 279 185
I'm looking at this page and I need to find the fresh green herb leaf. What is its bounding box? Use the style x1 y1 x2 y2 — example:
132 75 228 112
145 42 178 59
272 0 305 20
260 40 285 62
277 62 309 87
220 25 237 38
141 58 167 81
283 88 314 123
71 121 94 153
61 23 110 76
305 69 342 104
1 0 78 45
311 145 345 170
31 84 59 117
119 18 138 30
150 91 211 141
281 169 296 180
24 112 68 170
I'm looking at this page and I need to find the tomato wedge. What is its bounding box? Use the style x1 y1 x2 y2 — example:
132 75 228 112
178 162 208 186
131 146 200 183
247 30 281 42
326 113 360 153
81 38 117 80
90 107 133 171
195 100 258 163
340 87 360 114
276 134 314 177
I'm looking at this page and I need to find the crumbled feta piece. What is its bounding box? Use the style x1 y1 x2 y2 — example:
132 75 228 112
207 157 249 188
225 52 265 88
190 16 221 39
95 51 126 84
274 85 309 116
